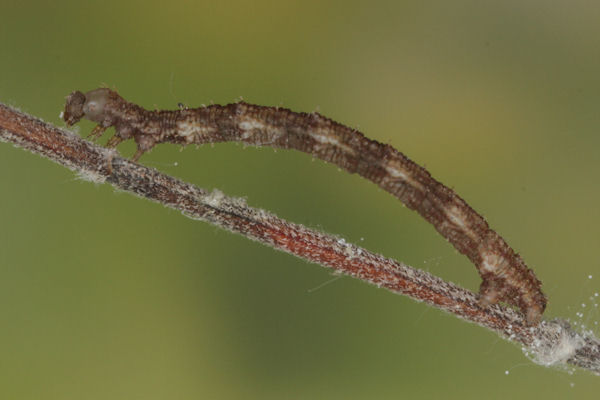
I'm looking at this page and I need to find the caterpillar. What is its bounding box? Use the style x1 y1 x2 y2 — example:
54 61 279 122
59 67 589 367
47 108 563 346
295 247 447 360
63 87 547 325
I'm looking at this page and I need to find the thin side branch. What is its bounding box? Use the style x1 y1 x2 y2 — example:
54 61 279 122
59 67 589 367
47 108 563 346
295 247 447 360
1 103 599 375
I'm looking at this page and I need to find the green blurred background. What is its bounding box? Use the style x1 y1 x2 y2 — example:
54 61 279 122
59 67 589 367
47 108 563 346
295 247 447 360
2 0 600 398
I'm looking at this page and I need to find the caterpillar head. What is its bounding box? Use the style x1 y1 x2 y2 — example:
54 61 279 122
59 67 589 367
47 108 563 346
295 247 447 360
63 88 112 126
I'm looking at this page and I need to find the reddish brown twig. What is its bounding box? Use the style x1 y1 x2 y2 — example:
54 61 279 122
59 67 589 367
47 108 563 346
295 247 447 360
1 102 598 375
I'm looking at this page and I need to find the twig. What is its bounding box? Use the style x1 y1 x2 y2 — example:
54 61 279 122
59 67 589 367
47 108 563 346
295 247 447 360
1 103 599 375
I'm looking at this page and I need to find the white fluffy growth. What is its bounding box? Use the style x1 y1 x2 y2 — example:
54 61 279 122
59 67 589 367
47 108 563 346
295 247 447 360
75 169 107 184
525 320 585 367
205 189 226 208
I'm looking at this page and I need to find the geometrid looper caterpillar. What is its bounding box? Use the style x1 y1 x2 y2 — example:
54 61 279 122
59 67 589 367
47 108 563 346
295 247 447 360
63 87 547 325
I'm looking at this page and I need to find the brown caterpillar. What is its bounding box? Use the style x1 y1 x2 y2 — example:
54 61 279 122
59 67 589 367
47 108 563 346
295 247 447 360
63 87 547 325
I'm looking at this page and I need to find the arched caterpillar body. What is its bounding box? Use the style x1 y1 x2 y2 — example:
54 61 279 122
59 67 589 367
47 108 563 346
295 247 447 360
63 87 547 325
